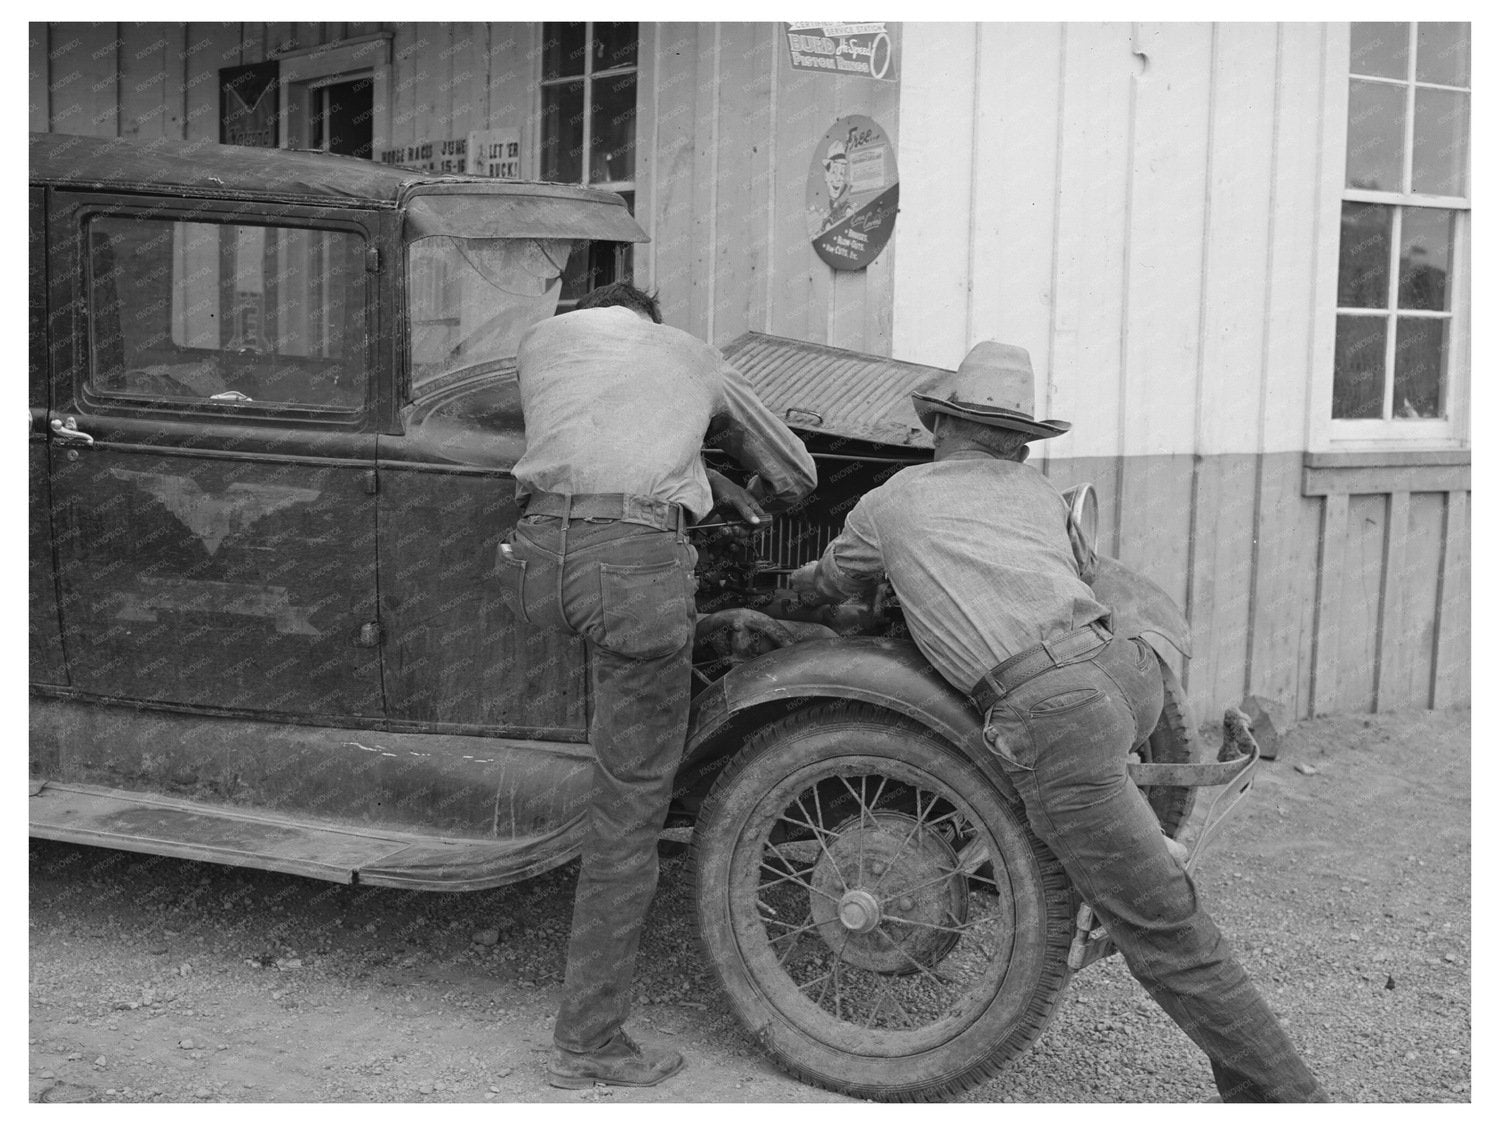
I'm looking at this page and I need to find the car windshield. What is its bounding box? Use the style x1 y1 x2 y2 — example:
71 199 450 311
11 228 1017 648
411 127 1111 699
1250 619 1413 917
407 236 574 395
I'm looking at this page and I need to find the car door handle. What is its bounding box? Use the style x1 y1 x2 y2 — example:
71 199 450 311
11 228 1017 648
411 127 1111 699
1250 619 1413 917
50 417 95 446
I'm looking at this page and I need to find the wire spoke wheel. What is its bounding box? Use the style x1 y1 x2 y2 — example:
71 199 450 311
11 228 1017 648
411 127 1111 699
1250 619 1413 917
694 702 1074 1101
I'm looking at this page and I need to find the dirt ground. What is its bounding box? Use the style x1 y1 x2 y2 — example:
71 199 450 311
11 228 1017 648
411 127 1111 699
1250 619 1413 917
28 706 1470 1104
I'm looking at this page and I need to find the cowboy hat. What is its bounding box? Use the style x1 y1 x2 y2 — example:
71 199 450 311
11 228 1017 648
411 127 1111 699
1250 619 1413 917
911 341 1070 440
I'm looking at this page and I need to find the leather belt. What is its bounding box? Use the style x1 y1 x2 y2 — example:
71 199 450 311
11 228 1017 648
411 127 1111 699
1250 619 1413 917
522 491 686 533
969 620 1113 714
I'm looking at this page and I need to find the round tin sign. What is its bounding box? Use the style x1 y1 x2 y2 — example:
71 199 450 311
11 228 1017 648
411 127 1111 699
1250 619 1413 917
805 115 900 271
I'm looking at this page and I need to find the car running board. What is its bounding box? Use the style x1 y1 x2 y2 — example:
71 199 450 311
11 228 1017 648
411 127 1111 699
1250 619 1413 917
29 781 586 892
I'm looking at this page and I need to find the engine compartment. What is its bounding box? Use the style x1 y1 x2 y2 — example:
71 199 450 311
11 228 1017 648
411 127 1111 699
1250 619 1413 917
688 442 924 682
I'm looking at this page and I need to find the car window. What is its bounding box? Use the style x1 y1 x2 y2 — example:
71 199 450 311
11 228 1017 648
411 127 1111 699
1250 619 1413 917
85 215 367 411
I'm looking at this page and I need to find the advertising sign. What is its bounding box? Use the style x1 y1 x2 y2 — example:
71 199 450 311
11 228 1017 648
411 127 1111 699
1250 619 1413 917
784 23 897 81
377 138 468 173
467 129 522 179
805 115 900 271
219 62 280 148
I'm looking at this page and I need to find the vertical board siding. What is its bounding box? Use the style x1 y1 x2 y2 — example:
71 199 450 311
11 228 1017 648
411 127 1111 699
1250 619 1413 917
888 24 976 367
1401 495 1446 707
1431 491 1471 708
650 22 702 330
1373 491 1410 710
1247 453 1321 718
30 25 50 132
119 24 178 140
1331 493 1387 713
1120 22 1211 461
47 23 121 137
1184 455 1258 713
1045 23 1133 465
970 23 1064 428
1263 24 1329 453
1310 492 1348 715
1197 23 1277 456
712 26 775 346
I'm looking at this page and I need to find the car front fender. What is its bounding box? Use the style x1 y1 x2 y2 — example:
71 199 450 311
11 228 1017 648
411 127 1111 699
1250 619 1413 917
679 636 1017 804
1091 555 1193 661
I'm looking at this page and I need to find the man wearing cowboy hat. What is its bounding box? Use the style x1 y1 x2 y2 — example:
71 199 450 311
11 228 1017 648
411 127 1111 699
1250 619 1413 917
789 341 1327 1102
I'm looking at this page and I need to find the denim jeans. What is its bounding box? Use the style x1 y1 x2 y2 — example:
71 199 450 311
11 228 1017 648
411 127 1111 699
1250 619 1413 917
984 633 1328 1102
498 515 698 1052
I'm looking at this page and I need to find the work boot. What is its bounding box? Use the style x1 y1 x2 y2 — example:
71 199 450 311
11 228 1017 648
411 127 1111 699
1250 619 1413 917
546 1030 685 1089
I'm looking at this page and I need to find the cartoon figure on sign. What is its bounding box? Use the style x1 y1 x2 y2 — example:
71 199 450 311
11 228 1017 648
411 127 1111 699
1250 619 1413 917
820 141 855 233
804 115 901 271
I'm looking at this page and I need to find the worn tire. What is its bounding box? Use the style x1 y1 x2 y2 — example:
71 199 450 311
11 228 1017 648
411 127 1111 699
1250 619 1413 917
1139 659 1201 839
692 701 1074 1101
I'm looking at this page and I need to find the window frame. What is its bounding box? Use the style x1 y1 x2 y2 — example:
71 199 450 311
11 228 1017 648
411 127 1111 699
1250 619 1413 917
537 22 640 304
276 35 392 160
1319 21 1470 452
70 197 379 427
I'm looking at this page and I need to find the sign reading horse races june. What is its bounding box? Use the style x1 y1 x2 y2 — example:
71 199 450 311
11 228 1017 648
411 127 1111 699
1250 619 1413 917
784 23 897 81
376 130 522 178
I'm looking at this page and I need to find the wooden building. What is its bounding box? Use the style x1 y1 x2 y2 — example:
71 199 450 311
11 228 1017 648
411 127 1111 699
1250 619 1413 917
30 21 1470 722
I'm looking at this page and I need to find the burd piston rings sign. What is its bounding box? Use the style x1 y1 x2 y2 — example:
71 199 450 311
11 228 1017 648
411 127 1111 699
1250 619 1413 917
805 115 900 271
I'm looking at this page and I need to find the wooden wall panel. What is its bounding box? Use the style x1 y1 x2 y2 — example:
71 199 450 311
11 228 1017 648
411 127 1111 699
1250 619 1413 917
387 24 425 150
648 22 703 330
1185 455 1258 714
1197 24 1277 456
30 25 49 132
1400 494 1445 707
710 25 776 345
766 66 830 345
971 22 1065 469
686 25 721 341
449 26 489 139
484 25 536 173
1120 23 1211 460
1261 24 1328 453
1044 23 1133 464
888 23 975 367
47 23 120 137
1329 493 1385 713
1246 453 1320 719
119 23 179 140
1431 491 1470 708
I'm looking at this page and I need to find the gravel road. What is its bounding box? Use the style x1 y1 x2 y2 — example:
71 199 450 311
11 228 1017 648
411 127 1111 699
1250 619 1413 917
29 706 1470 1103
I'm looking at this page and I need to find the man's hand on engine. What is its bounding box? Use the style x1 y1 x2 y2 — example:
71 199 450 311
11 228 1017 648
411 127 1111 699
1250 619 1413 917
707 468 768 525
789 562 822 600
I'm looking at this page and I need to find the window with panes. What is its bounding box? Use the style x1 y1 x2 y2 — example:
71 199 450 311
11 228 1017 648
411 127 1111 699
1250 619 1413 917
539 22 638 305
1335 22 1469 431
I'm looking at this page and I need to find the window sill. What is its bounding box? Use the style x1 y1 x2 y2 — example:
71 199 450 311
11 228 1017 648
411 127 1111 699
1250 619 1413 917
1302 449 1471 496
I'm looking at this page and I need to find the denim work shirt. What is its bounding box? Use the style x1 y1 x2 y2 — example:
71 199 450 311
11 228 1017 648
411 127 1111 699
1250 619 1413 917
512 306 817 520
806 453 1110 692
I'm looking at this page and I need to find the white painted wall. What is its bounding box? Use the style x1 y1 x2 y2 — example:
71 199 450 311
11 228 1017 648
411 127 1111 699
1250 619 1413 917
893 22 1343 459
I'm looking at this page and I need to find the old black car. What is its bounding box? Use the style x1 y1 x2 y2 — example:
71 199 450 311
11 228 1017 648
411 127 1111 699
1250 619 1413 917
30 132 1244 1101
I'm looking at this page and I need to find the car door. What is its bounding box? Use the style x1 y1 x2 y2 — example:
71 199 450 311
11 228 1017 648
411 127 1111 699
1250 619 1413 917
45 190 384 719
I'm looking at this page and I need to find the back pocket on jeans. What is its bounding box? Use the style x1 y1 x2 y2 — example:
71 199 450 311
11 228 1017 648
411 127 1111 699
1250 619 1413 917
496 548 570 632
495 553 532 624
597 557 692 659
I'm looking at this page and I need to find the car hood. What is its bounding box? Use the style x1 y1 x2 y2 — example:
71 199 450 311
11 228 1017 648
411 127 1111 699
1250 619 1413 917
393 336 949 469
720 332 945 449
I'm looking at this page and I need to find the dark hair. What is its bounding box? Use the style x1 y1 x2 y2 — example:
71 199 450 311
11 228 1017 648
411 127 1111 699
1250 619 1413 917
575 281 662 324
